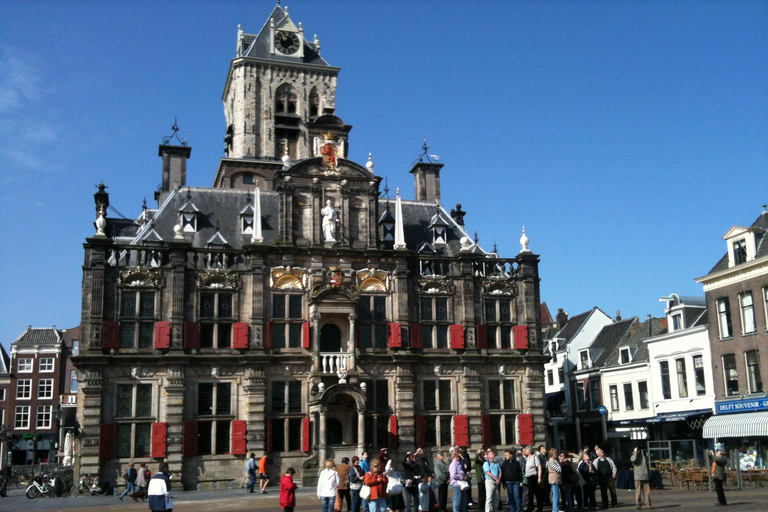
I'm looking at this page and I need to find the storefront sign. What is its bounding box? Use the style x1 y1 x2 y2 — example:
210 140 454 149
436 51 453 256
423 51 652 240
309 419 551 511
716 397 768 414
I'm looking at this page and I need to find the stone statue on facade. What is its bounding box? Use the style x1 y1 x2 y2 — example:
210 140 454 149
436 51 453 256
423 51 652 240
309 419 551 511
321 200 338 242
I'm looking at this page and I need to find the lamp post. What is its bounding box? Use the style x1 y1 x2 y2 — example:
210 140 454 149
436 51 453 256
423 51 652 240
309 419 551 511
552 403 570 451
52 404 63 467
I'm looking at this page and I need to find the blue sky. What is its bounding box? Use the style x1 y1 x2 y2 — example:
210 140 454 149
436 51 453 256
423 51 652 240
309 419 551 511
1 1 766 348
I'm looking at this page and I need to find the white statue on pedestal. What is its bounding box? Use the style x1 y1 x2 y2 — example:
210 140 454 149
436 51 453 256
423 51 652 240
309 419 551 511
322 200 338 242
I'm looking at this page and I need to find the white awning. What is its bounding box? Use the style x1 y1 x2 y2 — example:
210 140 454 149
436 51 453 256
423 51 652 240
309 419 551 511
702 411 768 438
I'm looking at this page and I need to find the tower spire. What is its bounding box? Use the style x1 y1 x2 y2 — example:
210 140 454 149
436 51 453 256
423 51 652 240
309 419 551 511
394 188 406 250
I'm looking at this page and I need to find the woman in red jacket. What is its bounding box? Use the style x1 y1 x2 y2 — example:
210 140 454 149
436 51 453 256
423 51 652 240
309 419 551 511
280 467 297 512
364 459 389 512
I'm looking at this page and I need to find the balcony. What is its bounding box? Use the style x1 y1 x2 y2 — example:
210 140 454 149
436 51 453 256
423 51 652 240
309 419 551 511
320 352 349 375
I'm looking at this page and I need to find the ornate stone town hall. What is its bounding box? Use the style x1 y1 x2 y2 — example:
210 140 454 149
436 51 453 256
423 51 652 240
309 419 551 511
75 5 546 488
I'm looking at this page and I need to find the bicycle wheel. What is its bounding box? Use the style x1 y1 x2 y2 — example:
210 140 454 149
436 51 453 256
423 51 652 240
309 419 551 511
26 485 41 499
14 476 24 489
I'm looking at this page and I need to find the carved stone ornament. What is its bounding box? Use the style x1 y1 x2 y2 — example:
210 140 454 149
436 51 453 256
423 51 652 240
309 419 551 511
309 267 359 301
418 275 452 295
119 269 161 288
498 365 506 376
433 364 442 376
270 266 308 290
482 277 515 296
356 268 390 292
197 270 238 290
313 133 345 174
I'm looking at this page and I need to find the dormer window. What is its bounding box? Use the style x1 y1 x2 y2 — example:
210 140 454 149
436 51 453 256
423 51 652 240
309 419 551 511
551 343 557 362
379 207 395 242
580 349 590 369
671 314 682 331
428 210 448 246
619 347 632 365
179 199 199 233
733 239 747 265
240 204 255 235
724 226 763 268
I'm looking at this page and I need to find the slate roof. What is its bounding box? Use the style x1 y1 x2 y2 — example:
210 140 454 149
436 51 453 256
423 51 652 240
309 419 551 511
707 211 768 275
0 344 10 374
595 316 668 368
13 327 62 346
555 309 594 342
691 309 707 327
589 318 637 367
675 296 706 307
541 302 554 325
128 188 484 257
241 6 332 67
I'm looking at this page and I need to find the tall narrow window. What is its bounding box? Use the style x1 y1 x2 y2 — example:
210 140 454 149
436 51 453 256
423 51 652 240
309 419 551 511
200 292 234 349
547 370 554 387
484 298 514 349
623 383 634 410
717 298 732 339
693 356 706 396
659 361 671 400
196 382 233 455
115 383 153 458
70 370 78 393
740 293 756 334
746 351 763 393
119 290 156 348
36 405 52 429
72 339 80 356
676 358 688 398
609 385 619 411
580 350 590 369
722 354 739 396
557 367 564 385
15 405 30 429
575 382 586 411
364 380 391 449
270 381 303 452
764 287 768 329
619 348 631 364
671 314 682 331
420 297 450 349
358 295 387 348
589 379 600 410
733 239 747 265
638 381 649 409
271 293 303 349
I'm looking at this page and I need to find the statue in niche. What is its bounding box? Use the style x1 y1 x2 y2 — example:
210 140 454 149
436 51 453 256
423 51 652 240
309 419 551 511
321 200 339 242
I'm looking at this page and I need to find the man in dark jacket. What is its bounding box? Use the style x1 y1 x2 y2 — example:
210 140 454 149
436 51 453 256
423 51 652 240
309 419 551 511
501 449 523 512
434 452 450 512
711 450 728 506
474 449 486 508
147 463 172 512
517 447 529 509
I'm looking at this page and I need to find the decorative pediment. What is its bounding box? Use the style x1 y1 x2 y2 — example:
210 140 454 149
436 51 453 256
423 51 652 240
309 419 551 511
482 277 515 296
356 268 390 292
417 275 453 295
270 266 308 289
119 269 162 288
197 270 238 289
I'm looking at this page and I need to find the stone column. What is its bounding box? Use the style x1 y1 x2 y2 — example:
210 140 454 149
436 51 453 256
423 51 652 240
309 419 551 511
78 366 104 479
462 368 483 449
311 307 321 371
357 410 366 454
244 367 267 452
318 408 327 468
165 365 185 477
348 312 356 371
395 367 416 454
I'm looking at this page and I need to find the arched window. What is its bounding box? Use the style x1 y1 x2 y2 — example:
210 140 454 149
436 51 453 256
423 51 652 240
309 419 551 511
274 84 300 159
309 87 320 118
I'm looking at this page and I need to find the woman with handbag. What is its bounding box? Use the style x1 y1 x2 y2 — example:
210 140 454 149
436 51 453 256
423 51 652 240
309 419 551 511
386 459 406 512
577 453 596 511
318 459 340 512
449 452 469 512
348 456 365 512
403 453 418 512
364 458 389 512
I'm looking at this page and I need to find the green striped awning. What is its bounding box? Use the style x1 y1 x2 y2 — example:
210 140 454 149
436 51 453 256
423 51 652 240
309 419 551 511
703 411 768 438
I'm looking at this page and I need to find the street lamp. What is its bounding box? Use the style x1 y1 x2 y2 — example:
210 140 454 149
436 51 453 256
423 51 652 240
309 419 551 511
52 404 63 466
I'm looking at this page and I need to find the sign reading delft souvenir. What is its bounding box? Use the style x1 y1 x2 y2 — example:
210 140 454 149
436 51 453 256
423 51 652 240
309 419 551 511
715 397 768 415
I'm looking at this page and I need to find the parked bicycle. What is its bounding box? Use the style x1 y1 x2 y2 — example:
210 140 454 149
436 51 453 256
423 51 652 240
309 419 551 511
26 473 59 499
74 473 111 496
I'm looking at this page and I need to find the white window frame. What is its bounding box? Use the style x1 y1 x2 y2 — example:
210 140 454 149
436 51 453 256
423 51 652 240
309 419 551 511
619 347 632 365
745 350 763 394
609 385 619 411
717 298 732 339
15 405 30 429
740 292 756 334
764 287 768 330
589 379 601 410
638 381 649 409
671 313 682 331
623 382 634 410
16 379 32 400
576 382 586 412
18 358 33 373
580 350 590 370
38 378 54 399
692 355 707 396
39 357 55 373
70 369 78 393
36 405 52 429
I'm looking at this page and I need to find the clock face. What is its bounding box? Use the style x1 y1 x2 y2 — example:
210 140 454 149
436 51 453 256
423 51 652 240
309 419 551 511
275 31 300 55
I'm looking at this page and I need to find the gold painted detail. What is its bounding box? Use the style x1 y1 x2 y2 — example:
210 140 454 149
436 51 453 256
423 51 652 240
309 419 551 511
119 269 161 288
270 266 308 290
197 270 238 289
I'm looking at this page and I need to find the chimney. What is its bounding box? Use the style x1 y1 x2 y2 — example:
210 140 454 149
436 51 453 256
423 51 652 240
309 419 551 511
409 162 444 203
615 310 622 322
156 144 192 204
556 308 568 329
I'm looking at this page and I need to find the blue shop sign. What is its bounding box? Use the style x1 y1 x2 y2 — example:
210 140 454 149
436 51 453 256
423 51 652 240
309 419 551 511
715 397 768 414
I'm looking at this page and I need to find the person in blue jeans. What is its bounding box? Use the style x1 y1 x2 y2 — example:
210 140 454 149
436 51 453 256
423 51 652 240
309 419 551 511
118 462 136 500
449 452 468 512
246 453 257 493
558 452 574 512
500 449 523 512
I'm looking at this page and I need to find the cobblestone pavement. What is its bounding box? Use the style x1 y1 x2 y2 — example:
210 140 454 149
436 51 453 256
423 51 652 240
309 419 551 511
2 485 767 512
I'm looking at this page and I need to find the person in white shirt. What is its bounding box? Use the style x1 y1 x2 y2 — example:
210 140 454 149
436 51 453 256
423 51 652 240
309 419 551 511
317 459 340 512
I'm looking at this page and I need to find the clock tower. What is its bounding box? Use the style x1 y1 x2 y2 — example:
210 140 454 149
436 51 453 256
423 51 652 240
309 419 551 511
220 4 339 177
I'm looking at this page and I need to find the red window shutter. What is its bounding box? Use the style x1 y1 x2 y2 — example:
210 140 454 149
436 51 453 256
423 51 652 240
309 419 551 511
450 324 465 350
476 324 488 349
98 423 116 460
389 415 399 449
182 421 198 457
410 324 422 349
231 420 247 455
266 321 273 348
302 417 311 452
454 415 469 447
513 325 529 350
415 415 426 448
518 414 534 446
266 418 273 453
184 321 200 349
388 322 403 349
151 422 168 458
154 321 171 349
481 414 491 446
302 321 310 349
102 321 119 349
233 322 249 349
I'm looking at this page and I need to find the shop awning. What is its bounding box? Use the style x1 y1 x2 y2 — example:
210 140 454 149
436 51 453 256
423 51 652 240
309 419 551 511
645 409 710 423
703 411 768 438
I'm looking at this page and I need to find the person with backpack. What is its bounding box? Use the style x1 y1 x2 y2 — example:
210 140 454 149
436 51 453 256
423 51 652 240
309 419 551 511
147 463 173 512
348 456 365 512
280 467 297 512
592 448 617 509
630 447 651 510
246 453 257 493
710 449 728 507
119 462 137 501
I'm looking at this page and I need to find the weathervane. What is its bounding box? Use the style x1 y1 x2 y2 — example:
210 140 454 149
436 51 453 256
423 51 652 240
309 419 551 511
414 137 440 165
163 117 188 146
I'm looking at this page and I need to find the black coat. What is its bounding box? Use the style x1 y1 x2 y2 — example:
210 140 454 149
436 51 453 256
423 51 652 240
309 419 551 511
501 458 523 483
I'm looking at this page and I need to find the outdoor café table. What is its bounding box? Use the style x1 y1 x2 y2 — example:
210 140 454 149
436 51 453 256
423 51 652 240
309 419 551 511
616 469 664 490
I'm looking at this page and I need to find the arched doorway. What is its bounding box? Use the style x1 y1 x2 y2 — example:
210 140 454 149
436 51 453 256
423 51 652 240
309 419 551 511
320 324 341 352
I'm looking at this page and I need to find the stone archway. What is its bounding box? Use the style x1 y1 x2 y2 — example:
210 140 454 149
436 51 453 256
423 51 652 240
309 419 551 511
312 383 368 467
